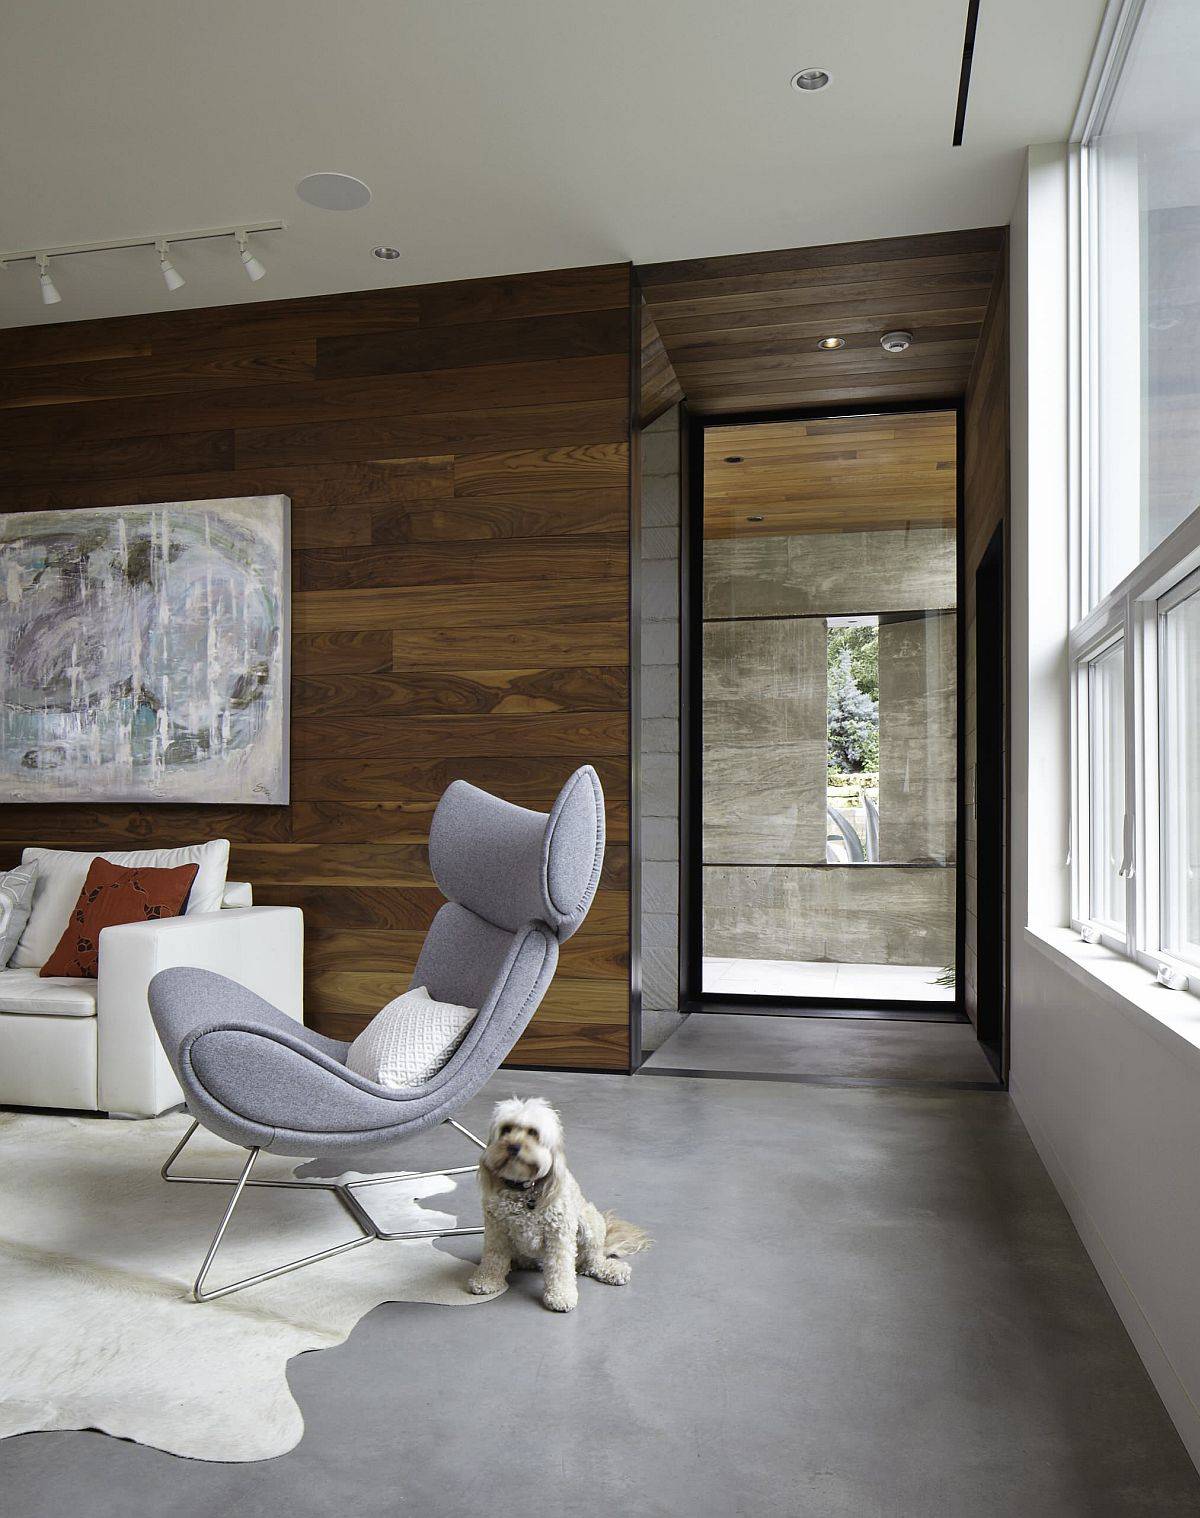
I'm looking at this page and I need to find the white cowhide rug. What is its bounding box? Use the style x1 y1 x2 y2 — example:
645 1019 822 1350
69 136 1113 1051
0 1111 490 1462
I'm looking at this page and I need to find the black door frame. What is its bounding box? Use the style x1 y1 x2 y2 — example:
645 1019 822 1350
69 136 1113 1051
680 398 968 1022
974 522 1008 1075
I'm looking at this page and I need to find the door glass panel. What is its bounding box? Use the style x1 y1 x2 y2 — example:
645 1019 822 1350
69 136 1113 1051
700 411 957 1003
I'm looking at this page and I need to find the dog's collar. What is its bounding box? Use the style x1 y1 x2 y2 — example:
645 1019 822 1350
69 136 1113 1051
501 1175 545 1208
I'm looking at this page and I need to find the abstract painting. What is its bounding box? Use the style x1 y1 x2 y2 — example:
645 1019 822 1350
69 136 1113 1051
0 496 289 804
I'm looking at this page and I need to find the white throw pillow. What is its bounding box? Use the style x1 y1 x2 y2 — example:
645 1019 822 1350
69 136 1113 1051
345 985 477 1090
10 840 230 970
0 860 39 967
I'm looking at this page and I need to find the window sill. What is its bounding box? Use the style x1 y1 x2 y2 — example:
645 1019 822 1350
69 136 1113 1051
1024 925 1200 1073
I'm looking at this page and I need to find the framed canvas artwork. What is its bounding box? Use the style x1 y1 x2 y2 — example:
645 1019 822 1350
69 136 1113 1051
0 496 290 804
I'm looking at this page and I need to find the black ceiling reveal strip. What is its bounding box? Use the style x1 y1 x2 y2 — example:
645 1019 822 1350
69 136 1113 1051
953 0 982 146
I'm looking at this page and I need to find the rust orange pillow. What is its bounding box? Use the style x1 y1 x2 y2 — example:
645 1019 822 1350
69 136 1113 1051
39 858 199 979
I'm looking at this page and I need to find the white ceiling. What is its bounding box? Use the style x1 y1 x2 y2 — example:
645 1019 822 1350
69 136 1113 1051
0 0 1105 328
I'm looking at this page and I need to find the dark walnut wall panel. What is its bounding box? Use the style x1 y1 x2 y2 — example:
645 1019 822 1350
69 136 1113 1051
0 264 636 1069
639 226 1005 415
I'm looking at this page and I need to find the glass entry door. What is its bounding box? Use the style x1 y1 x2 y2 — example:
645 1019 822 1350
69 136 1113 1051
696 409 958 1006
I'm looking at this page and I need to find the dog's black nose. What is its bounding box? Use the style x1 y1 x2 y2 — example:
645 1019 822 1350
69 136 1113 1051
506 1142 521 1156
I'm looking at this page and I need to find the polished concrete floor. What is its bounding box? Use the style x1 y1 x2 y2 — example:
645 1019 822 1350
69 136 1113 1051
644 1011 1001 1086
5 1068 1199 1517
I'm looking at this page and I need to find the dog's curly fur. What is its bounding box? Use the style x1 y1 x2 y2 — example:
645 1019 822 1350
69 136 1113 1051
468 1097 650 1312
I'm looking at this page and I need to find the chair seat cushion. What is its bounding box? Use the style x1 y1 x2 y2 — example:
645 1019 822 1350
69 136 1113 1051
0 968 98 1017
344 985 476 1089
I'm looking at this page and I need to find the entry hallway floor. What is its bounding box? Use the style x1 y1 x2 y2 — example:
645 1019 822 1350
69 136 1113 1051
644 1011 1002 1086
5 1068 1199 1517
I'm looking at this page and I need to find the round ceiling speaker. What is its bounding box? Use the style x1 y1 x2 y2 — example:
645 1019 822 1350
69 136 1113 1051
295 173 372 211
880 330 914 353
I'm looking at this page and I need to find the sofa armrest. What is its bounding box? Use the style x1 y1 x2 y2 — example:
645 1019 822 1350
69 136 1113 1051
96 906 303 1117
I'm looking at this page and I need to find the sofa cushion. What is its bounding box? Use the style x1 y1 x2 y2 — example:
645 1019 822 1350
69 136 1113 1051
0 860 39 967
0 968 97 1017
11 840 229 969
40 859 199 979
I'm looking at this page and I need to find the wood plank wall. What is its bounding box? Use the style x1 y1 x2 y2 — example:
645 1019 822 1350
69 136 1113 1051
0 264 637 1069
638 296 683 426
639 227 1004 414
962 237 1010 1040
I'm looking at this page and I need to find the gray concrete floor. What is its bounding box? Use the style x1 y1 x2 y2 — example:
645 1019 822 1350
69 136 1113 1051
5 1069 1199 1517
644 1011 1001 1086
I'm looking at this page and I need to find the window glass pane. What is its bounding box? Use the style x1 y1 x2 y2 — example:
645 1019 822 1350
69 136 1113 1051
1091 0 1200 601
1088 642 1126 928
1161 585 1200 961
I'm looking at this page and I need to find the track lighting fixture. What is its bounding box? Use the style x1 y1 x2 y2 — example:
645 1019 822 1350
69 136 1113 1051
37 255 61 306
157 241 185 292
237 231 266 283
0 220 284 308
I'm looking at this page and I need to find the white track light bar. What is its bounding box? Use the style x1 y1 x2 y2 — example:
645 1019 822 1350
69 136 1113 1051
0 221 285 306
0 220 285 267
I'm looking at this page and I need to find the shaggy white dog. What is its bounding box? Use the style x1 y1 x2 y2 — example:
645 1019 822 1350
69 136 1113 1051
468 1097 650 1312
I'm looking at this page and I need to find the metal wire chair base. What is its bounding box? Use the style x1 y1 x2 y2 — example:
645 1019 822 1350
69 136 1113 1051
161 1117 487 1302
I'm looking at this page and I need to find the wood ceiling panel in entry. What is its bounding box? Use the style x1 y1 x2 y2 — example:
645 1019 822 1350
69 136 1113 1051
638 227 1004 415
704 409 957 539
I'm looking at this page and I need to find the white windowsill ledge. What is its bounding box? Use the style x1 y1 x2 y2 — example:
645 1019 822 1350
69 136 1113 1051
1024 925 1200 1074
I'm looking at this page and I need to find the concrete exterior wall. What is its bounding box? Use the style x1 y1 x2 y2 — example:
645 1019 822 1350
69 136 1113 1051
704 864 956 966
878 610 957 865
639 407 684 1051
704 527 956 619
702 616 827 865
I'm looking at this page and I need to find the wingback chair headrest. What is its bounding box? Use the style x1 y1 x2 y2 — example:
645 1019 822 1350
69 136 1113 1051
428 764 604 942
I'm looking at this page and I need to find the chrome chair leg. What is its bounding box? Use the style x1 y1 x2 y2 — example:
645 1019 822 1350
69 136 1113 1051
163 1117 485 1302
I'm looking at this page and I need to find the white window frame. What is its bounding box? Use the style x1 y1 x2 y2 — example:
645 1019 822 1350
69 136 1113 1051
1070 513 1200 973
1069 0 1200 987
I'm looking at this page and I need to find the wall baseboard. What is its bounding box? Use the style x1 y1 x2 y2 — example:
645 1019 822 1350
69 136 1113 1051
1009 1072 1200 1474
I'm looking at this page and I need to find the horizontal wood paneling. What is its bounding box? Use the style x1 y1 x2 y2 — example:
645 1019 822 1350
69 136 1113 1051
0 265 636 1068
638 227 1004 415
639 296 683 426
703 410 958 537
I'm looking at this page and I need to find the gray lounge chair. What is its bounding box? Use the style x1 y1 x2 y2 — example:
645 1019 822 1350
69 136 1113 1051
148 764 605 1300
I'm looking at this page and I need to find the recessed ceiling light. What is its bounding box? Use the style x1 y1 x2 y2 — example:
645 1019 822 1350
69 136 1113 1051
295 173 372 211
724 455 744 464
373 246 401 260
791 68 831 92
817 336 845 350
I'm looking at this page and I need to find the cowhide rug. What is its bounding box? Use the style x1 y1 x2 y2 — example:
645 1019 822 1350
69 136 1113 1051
0 1110 490 1462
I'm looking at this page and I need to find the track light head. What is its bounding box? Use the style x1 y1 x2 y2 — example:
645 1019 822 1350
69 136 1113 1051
37 255 61 306
157 240 185 293
236 231 266 283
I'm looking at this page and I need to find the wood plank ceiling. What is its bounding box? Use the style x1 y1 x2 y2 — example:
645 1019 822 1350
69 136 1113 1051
637 226 1005 416
703 409 958 538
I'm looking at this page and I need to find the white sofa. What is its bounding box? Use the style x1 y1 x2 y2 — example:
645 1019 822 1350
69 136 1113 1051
0 863 304 1117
